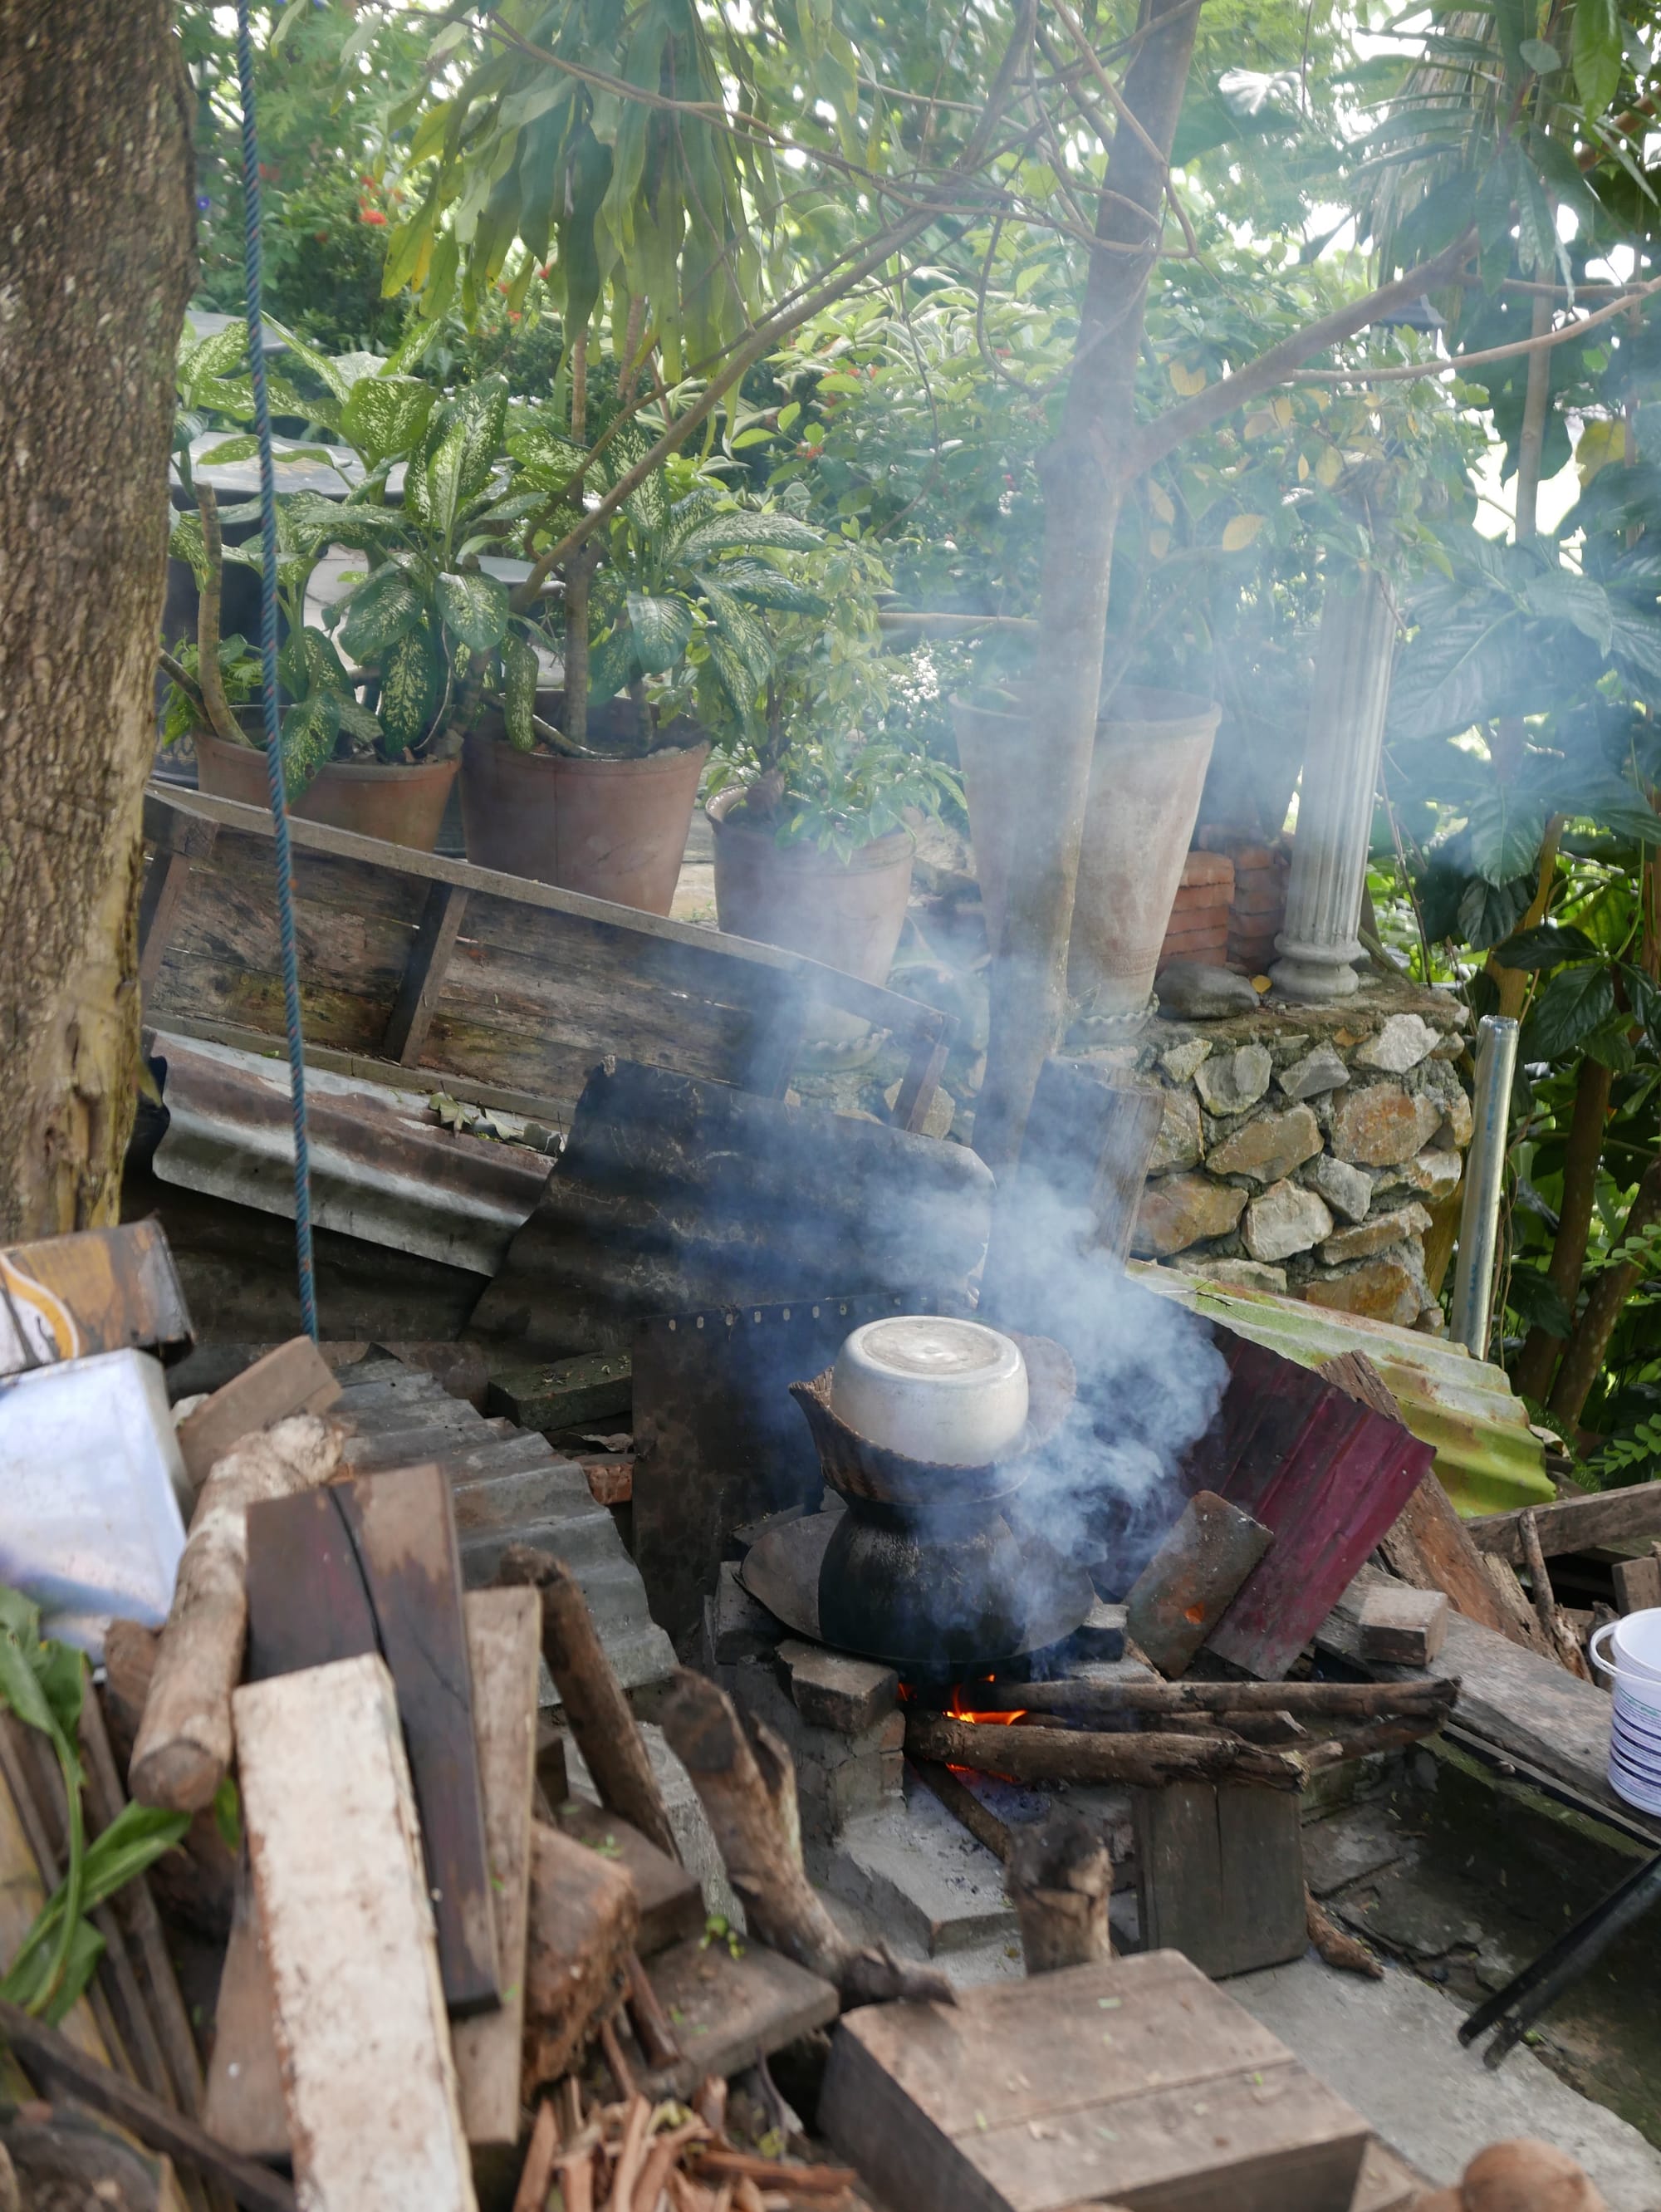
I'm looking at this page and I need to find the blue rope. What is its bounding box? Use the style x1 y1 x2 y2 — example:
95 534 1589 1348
235 0 318 1340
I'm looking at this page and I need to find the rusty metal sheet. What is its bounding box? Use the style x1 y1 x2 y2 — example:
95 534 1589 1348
145 1028 551 1277
1132 1260 1551 1517
0 1220 193 1377
631 1292 950 1650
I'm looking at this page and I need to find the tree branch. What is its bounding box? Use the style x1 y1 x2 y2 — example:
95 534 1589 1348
1120 229 1481 479
1291 272 1661 385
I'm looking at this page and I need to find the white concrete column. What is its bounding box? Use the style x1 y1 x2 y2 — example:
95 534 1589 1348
1270 568 1397 1002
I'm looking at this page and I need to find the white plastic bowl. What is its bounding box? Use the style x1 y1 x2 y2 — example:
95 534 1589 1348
830 1316 1028 1466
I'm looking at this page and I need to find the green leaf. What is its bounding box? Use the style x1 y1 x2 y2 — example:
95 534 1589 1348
677 510 822 562
1519 37 1561 71
340 566 425 661
168 512 209 585
706 559 826 615
196 435 261 466
502 632 540 751
704 631 760 726
333 698 385 746
1523 963 1617 1057
509 424 590 493
624 592 695 675
585 627 637 706
699 583 772 685
341 376 437 469
0 1634 58 1742
279 694 340 799
1522 571 1613 654
1458 875 1535 949
262 318 356 406
1492 922 1601 969
1507 1269 1572 1337
436 570 510 653
453 378 511 504
300 627 353 697
378 626 440 750
1464 786 1551 885
1573 0 1623 119
425 418 469 548
178 322 247 397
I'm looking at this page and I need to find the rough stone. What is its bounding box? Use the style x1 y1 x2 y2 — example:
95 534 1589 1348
1357 1013 1438 1073
1389 1149 1463 1201
1207 1103 1322 1184
1147 1086 1203 1175
883 1077 954 1140
1159 1036 1213 1084
1276 1044 1351 1101
1305 1258 1421 1327
1193 1043 1273 1116
1242 1179 1334 1263
1329 1083 1444 1167
1132 1173 1248 1258
1434 1086 1473 1149
1183 1258 1289 1293
1156 962 1262 1019
1306 1153 1373 1224
1319 1204 1432 1266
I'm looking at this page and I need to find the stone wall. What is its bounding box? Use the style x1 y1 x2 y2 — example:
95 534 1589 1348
1092 977 1472 1328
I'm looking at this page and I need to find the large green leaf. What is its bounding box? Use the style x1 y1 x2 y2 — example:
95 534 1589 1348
341 376 437 468
1492 922 1601 970
508 424 591 494
177 322 247 399
262 317 356 406
624 592 694 675
1457 875 1534 949
1463 785 1551 886
699 582 772 685
1521 571 1613 655
1573 0 1623 118
585 627 637 705
453 378 511 504
703 631 761 727
436 570 510 652
340 565 425 661
708 558 826 615
502 631 540 751
1524 963 1617 1058
279 694 339 798
1387 601 1524 741
378 625 440 750
424 419 469 549
299 626 353 696
676 510 822 563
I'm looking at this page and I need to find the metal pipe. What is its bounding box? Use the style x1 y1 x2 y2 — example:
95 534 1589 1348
1449 1014 1520 1358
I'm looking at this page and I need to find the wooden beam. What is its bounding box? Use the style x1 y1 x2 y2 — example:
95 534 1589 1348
382 880 469 1067
233 1656 476 2212
889 1028 953 1134
1467 1485 1661 1567
137 853 200 996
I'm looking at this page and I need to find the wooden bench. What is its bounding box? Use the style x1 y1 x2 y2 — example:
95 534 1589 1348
139 786 954 1132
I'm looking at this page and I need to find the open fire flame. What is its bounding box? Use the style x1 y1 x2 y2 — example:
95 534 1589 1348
899 1676 1027 1726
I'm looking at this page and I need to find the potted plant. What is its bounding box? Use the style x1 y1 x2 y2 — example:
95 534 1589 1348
702 532 962 991
164 326 527 851
459 406 825 913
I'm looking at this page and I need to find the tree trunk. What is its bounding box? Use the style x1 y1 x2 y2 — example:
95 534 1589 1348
973 0 1203 1171
1512 1053 1614 1403
1547 1152 1661 1434
0 5 195 1239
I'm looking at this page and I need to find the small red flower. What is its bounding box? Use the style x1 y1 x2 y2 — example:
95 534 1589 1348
360 208 387 226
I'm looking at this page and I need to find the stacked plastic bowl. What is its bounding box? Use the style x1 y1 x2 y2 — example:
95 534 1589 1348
1591 1609 1661 1813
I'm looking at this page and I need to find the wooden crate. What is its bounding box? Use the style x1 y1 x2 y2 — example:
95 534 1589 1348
820 1950 1369 2212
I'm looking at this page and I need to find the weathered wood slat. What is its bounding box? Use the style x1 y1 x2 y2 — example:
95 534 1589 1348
383 881 470 1066
1467 1484 1661 1566
233 1657 475 2212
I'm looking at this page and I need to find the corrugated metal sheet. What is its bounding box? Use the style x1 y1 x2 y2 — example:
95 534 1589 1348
1132 1260 1551 1516
146 1030 551 1278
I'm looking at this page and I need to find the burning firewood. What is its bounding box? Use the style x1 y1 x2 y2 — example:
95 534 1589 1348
904 1712 1315 1790
658 1670 953 2008
994 1675 1458 1724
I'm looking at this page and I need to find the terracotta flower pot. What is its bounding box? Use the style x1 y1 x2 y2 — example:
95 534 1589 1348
952 685 1220 1021
194 728 458 852
458 722 709 915
705 784 914 993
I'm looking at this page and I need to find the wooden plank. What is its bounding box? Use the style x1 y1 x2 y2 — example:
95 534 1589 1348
890 1034 952 1133
1134 1784 1307 1979
138 851 200 996
451 1590 540 2153
233 1656 476 2212
556 1802 704 1958
1357 1583 1448 1665
1469 1484 1661 1566
202 1876 286 2161
818 1950 1368 2212
1613 1551 1661 1614
174 1337 341 1493
1124 1490 1272 1679
521 1818 639 2093
637 1935 840 2102
243 1465 501 2014
382 881 469 1067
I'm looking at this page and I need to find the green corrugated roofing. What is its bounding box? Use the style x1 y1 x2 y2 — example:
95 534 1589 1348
1132 1261 1552 1518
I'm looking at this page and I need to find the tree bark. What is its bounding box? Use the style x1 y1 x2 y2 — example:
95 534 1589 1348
1513 1053 1614 1403
973 0 1203 1172
0 4 195 1238
1547 1152 1661 1431
1007 1809 1113 1974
